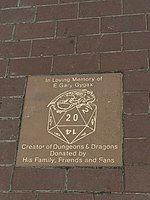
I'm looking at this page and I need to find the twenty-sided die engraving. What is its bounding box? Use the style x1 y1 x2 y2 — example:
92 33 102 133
47 89 97 144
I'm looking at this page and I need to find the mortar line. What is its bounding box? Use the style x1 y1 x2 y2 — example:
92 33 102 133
121 33 124 52
125 137 150 140
54 21 58 39
74 36 78 54
17 0 21 7
0 99 2 110
0 117 20 120
0 190 150 195
99 54 101 71
93 193 96 200
7 55 53 60
35 192 39 200
77 2 80 18
11 24 16 41
145 14 149 31
73 0 79 55
0 164 14 167
0 63 6 78
33 6 38 23
1 5 32 10
2 96 24 99
99 17 102 33
8 165 122 170
124 112 149 116
65 168 69 191
59 0 107 4
50 56 54 73
5 58 10 78
148 93 150 113
123 91 149 94
37 190 67 194
9 166 15 192
0 140 17 143
121 0 124 15
29 40 33 57
147 50 150 71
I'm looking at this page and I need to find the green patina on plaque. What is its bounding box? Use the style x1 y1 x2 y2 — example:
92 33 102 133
16 73 123 167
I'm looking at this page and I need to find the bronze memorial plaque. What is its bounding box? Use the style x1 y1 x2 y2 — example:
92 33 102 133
16 73 123 167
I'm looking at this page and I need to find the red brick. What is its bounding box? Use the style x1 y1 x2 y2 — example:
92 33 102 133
0 8 36 24
77 34 121 53
53 54 99 74
9 57 52 76
37 4 77 21
125 166 150 192
79 0 121 17
102 15 146 33
101 51 148 71
0 119 20 140
124 32 150 50
0 25 13 40
0 78 26 97
20 0 58 6
68 168 123 192
0 0 17 8
0 60 6 77
0 167 12 191
14 22 55 40
0 142 16 164
38 193 93 200
0 193 37 200
124 92 149 114
95 194 150 200
124 139 150 165
0 41 31 58
31 38 75 56
12 168 65 190
0 97 23 117
57 19 99 37
124 0 150 14
124 115 150 138
124 71 150 91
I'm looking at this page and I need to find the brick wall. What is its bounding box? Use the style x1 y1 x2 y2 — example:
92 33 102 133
0 0 150 199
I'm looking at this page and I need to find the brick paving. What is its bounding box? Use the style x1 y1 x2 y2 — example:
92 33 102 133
0 0 149 199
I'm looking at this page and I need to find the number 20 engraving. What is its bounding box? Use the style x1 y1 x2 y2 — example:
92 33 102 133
66 114 79 122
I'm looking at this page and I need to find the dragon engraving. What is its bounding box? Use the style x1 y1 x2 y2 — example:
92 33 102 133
47 89 96 114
